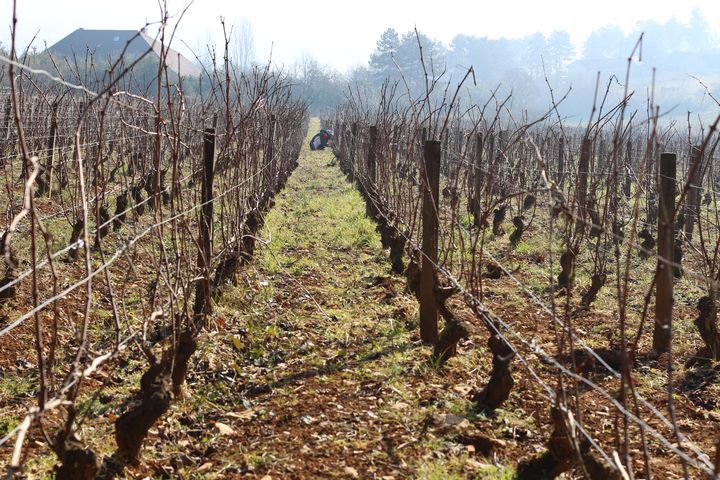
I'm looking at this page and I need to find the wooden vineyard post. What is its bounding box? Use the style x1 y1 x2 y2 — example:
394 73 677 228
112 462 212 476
654 152 676 354
577 137 591 231
624 138 633 198
350 122 357 182
77 100 85 132
267 114 276 190
1 96 10 143
43 101 59 197
684 146 702 241
420 140 441 345
442 131 450 176
487 132 495 195
368 125 377 186
193 127 216 324
557 136 565 185
473 132 484 223
597 138 606 173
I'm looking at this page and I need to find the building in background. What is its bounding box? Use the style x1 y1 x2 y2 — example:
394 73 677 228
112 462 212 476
48 28 201 78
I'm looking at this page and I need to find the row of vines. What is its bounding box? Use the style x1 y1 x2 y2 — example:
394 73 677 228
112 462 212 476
330 66 720 478
0 18 307 479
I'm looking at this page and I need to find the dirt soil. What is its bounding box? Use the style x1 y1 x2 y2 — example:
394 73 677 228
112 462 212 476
5 119 720 479
122 119 720 479
121 119 522 479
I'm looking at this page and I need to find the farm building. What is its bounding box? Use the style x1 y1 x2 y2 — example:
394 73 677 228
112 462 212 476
48 28 202 77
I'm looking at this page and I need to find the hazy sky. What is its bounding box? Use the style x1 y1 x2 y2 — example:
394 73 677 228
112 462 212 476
2 0 720 72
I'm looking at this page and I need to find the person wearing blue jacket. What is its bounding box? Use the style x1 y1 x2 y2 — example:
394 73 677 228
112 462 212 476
310 129 333 150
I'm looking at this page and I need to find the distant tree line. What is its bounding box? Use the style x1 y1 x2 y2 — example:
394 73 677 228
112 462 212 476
304 8 720 121
3 9 718 120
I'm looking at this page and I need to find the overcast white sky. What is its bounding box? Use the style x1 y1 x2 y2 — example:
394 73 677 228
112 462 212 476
2 0 720 72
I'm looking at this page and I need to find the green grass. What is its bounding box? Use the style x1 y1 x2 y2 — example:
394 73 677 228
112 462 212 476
204 120 517 477
476 464 517 479
9 117 518 479
0 370 37 402
0 416 18 437
417 460 466 480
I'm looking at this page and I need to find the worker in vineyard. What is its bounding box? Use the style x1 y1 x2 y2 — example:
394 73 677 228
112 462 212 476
309 128 333 150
